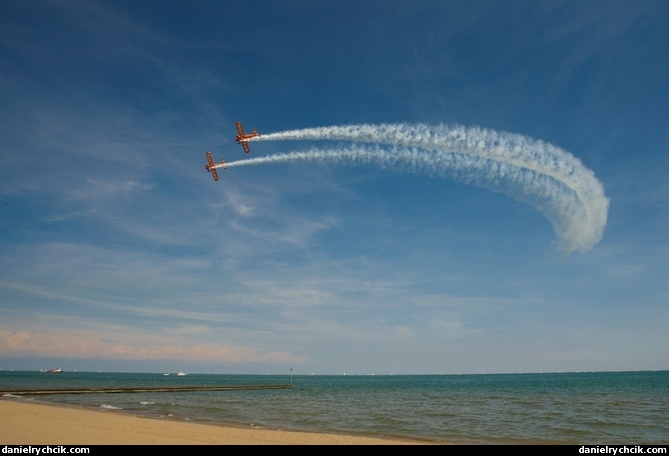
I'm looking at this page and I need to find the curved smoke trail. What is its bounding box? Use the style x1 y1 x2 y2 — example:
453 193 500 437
224 124 609 254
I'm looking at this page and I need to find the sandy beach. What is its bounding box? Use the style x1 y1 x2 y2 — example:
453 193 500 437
0 399 425 445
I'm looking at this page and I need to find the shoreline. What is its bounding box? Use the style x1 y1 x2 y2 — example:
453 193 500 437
0 398 434 445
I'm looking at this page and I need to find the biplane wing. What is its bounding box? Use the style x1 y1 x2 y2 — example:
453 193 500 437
236 122 245 138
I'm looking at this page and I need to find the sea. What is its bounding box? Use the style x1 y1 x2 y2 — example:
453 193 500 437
1 370 667 444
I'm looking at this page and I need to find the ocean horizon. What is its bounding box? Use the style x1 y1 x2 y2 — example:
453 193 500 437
2 370 667 444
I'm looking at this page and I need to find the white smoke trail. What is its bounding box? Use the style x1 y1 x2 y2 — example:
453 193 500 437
226 124 609 254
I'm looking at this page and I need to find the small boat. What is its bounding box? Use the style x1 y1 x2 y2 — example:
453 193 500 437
47 367 63 373
163 373 170 376
176 371 187 376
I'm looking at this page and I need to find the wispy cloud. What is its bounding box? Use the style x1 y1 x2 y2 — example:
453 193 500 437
0 329 306 363
67 178 155 202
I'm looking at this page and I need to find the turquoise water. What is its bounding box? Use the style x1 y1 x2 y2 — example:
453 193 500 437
1 371 667 443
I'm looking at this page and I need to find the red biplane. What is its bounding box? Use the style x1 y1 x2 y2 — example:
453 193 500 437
235 121 259 153
205 151 225 181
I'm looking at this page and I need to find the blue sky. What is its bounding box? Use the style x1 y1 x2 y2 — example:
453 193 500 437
1 0 668 374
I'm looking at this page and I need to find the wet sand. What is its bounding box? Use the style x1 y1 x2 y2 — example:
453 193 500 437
0 399 427 445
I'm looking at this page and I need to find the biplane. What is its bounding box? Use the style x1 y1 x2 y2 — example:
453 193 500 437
235 121 259 153
205 151 225 181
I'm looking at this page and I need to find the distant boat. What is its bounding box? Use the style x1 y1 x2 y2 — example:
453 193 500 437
163 373 170 376
177 371 187 376
47 367 63 373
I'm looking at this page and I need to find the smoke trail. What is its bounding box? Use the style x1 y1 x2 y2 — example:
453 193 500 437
226 124 609 254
